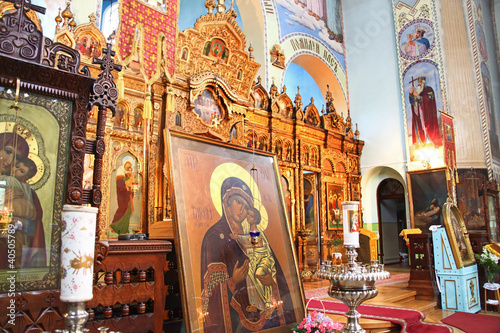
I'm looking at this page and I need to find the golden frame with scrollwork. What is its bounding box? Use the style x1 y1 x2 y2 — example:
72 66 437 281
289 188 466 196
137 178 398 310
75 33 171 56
442 198 476 268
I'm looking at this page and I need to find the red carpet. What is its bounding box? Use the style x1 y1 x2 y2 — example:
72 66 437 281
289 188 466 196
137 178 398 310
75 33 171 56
441 311 500 333
306 298 452 333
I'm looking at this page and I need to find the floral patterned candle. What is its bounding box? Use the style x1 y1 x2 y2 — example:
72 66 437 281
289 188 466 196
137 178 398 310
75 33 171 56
342 201 360 247
60 204 99 302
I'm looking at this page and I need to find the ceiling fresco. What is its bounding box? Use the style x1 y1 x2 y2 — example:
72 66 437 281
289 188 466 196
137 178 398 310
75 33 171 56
275 0 345 69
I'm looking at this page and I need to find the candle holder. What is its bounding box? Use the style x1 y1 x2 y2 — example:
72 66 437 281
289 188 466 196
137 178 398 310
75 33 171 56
60 205 99 333
297 227 312 280
0 207 13 236
62 302 89 333
248 231 261 246
316 245 390 333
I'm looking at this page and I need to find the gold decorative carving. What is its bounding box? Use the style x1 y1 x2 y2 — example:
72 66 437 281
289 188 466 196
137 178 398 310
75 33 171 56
68 2 365 242
304 102 321 127
231 104 247 115
271 93 294 118
176 10 260 100
270 44 285 69
73 14 107 60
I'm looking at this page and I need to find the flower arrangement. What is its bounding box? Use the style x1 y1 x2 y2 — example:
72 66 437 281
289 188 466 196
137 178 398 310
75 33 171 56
328 233 343 248
292 310 343 333
475 247 500 283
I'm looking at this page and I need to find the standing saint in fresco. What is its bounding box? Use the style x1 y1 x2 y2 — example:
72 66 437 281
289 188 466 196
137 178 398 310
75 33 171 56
200 177 295 332
110 159 136 234
409 76 442 147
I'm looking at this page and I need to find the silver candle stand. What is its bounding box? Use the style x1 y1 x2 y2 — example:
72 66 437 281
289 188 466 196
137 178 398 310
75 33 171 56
315 245 390 333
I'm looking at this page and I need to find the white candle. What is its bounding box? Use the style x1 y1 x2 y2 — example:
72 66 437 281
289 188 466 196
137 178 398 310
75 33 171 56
60 204 99 302
342 201 360 247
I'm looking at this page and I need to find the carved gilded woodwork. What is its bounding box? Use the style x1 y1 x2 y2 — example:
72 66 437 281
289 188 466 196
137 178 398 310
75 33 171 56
304 103 321 127
45 1 366 272
270 44 286 69
251 77 269 110
175 11 260 100
271 92 294 118
72 14 107 61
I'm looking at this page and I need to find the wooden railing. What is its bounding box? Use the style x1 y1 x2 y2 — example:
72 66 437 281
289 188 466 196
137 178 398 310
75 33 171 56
86 240 172 333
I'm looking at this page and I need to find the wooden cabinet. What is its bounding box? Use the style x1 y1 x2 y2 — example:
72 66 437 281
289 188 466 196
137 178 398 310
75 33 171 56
86 240 172 333
407 233 440 301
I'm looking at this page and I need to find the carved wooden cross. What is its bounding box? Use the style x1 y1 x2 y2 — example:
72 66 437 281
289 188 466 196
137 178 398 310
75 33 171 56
91 44 122 115
4 0 46 15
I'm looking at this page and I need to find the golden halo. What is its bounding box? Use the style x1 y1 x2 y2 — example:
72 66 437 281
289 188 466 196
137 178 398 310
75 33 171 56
121 155 135 168
26 153 44 185
0 122 47 187
210 162 268 231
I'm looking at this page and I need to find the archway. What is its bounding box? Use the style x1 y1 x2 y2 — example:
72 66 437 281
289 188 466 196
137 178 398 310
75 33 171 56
377 178 407 264
283 53 347 115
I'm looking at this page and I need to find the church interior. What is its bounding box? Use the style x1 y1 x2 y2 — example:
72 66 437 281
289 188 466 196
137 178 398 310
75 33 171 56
0 0 500 332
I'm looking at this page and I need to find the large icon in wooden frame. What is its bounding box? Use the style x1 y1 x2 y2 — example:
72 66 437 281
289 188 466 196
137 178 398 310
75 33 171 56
0 88 73 292
166 131 305 333
407 168 449 231
442 198 476 268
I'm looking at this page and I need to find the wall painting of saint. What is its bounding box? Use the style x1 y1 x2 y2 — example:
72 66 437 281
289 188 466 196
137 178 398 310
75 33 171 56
108 153 142 237
403 60 444 169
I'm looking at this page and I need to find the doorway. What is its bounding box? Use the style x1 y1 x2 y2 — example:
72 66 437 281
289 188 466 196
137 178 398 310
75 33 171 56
377 178 407 264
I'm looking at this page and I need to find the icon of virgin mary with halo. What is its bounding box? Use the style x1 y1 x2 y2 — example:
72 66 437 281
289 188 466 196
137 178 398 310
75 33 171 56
200 162 296 332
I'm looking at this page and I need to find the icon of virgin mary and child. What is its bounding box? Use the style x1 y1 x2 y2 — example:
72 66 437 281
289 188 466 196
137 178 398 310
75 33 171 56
200 177 296 332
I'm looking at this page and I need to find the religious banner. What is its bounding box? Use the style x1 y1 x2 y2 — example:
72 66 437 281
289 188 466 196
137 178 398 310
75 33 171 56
117 0 178 84
441 111 456 171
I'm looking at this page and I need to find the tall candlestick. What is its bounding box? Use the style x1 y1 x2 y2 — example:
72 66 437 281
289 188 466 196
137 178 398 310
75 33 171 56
342 201 360 248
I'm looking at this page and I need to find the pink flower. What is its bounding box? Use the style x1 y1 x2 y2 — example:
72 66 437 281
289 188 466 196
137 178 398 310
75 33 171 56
294 310 343 333
332 322 344 331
